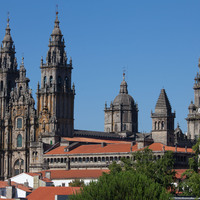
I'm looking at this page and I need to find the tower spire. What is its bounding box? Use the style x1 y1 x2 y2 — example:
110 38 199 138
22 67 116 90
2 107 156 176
0 13 17 71
120 72 128 94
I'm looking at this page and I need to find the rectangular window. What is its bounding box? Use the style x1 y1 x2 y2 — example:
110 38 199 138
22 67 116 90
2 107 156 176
17 118 22 128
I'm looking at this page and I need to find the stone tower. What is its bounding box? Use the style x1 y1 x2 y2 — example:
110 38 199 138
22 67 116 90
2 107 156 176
37 12 75 144
104 73 138 136
0 17 19 180
151 89 175 146
7 57 37 177
186 59 200 140
0 16 36 179
0 17 18 118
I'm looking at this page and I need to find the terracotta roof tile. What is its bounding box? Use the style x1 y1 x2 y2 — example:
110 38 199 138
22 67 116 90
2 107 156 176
25 172 41 177
41 177 53 183
39 169 109 179
26 187 80 200
46 143 135 155
63 137 131 144
148 143 193 153
174 169 187 179
45 142 193 156
0 181 32 192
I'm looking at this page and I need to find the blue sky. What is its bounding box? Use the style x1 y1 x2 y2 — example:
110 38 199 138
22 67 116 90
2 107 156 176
0 1 200 133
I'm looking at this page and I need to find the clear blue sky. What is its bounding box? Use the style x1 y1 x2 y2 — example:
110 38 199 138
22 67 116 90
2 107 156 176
0 0 200 133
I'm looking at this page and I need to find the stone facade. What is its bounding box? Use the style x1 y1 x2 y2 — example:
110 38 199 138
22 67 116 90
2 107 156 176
151 89 175 146
0 13 75 180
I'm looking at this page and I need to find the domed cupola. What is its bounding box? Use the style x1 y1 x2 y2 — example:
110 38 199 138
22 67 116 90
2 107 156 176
104 73 138 135
113 73 135 108
188 100 196 114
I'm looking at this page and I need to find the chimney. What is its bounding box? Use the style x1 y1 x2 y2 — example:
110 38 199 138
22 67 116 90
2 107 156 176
8 179 11 186
175 144 177 152
101 142 106 147
24 180 29 187
185 146 187 153
45 171 51 179
162 145 165 152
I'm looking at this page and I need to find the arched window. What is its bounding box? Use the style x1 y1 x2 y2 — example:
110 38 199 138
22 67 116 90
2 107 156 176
17 134 22 147
17 118 22 129
14 159 24 175
1 81 3 91
161 121 164 130
50 76 53 87
43 76 46 87
155 121 157 130
65 77 68 88
58 76 62 86
123 124 126 131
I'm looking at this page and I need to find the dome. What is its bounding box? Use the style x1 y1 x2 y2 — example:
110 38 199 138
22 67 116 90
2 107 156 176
113 93 134 106
52 27 62 35
113 73 135 106
188 101 196 110
3 34 12 42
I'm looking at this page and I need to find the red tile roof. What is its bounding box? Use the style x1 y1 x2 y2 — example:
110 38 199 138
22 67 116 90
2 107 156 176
41 177 53 183
174 169 187 179
46 143 135 155
26 187 80 200
39 169 109 179
25 172 40 177
63 137 131 144
0 181 32 192
45 142 193 156
148 143 193 153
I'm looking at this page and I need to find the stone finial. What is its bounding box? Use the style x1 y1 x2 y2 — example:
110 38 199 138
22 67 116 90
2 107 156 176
123 72 125 81
198 58 200 68
41 56 43 66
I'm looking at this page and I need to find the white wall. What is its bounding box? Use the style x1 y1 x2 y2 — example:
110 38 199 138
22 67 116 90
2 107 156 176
16 188 27 198
52 178 97 187
10 173 34 188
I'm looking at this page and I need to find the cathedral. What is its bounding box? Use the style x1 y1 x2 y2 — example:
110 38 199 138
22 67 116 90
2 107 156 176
0 12 198 180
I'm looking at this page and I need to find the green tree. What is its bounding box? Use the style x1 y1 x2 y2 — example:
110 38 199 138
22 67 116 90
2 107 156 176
178 139 200 197
70 170 172 200
69 179 85 187
129 148 175 190
179 169 200 197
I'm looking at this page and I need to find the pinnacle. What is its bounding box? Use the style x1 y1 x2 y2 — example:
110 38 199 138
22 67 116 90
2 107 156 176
155 89 172 113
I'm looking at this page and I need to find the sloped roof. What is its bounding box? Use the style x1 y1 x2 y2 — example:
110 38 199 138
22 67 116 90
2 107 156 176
174 169 187 179
45 141 193 156
63 137 131 144
39 169 109 180
148 143 193 153
26 187 80 200
155 89 172 113
45 143 135 155
0 181 32 192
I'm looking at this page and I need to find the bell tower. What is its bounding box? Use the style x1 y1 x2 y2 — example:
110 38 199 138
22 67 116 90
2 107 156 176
0 15 18 118
186 59 200 140
151 89 175 146
37 12 75 144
